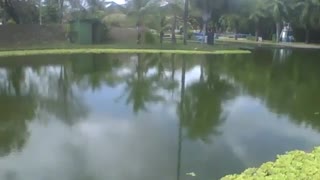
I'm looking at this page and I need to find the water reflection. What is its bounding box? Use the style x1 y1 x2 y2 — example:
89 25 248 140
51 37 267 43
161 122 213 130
180 57 235 141
120 54 165 113
272 48 292 62
219 49 320 130
0 51 320 180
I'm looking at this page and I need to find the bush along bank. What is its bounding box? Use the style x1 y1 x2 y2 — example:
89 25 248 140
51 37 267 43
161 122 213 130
222 147 320 180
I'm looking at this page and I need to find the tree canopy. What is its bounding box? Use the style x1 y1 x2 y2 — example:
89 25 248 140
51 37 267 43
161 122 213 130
0 0 319 43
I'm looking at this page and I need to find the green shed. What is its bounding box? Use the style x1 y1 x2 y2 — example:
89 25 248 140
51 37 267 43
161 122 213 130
69 19 106 44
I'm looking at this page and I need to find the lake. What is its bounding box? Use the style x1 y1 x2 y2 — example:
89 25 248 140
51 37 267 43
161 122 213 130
0 48 320 180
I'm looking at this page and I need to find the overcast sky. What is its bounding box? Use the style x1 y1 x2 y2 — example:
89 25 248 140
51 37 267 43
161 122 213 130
110 0 126 4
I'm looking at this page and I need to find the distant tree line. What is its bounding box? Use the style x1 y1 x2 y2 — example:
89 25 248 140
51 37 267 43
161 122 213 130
0 0 319 43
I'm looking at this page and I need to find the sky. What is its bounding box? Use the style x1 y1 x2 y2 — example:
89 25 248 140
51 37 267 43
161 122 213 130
110 0 126 4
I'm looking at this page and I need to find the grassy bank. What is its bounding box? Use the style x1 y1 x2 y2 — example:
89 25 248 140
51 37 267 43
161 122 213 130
216 38 320 49
0 48 250 57
0 42 250 57
222 147 320 180
0 41 236 51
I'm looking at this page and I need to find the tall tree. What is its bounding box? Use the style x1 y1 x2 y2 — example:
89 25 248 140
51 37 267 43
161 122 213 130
126 0 152 44
192 0 224 42
166 0 184 44
0 0 20 24
267 0 289 42
248 0 268 41
219 14 241 40
294 0 320 43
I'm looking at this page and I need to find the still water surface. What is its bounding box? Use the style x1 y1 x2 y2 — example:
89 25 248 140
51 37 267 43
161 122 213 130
0 49 320 180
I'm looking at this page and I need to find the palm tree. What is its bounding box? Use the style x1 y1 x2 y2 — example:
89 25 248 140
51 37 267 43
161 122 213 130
192 0 221 42
219 14 241 40
166 0 184 44
267 0 289 42
249 0 268 41
125 0 151 44
294 0 320 43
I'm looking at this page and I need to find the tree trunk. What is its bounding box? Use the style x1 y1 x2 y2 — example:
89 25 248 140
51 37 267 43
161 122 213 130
234 27 238 40
255 25 259 41
160 31 163 45
183 0 189 45
172 13 177 44
58 0 64 24
4 0 20 24
160 17 165 46
2 9 7 24
137 18 142 44
202 22 206 44
276 22 281 42
305 27 310 44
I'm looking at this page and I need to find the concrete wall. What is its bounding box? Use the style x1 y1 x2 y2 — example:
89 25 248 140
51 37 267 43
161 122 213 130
0 24 66 47
108 27 137 43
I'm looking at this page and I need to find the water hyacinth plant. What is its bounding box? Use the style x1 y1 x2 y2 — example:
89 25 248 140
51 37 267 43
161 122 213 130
222 147 320 180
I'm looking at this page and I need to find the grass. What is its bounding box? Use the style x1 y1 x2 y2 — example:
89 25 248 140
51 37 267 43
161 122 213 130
0 48 250 57
0 42 250 57
222 147 320 180
216 38 320 49
0 41 233 51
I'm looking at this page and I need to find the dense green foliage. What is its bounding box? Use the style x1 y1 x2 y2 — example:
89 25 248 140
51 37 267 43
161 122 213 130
0 0 319 43
222 147 320 180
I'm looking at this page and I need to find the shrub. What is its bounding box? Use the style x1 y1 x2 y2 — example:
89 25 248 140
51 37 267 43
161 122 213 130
272 34 277 42
246 35 256 41
144 30 157 44
103 13 127 27
7 19 16 24
221 147 320 180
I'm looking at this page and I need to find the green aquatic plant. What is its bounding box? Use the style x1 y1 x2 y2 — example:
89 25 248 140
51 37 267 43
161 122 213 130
222 147 320 180
0 49 250 57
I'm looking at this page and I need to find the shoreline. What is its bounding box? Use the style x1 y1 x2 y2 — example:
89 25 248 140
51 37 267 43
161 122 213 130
216 39 320 49
0 48 251 57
